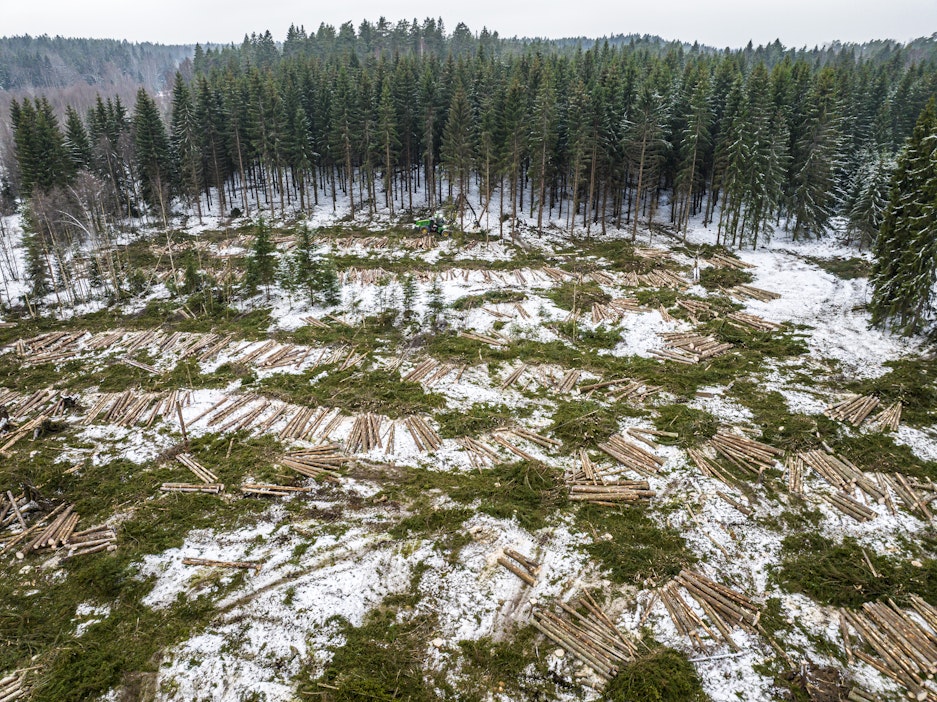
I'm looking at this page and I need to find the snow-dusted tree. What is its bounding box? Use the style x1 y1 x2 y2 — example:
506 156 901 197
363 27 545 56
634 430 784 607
871 99 937 336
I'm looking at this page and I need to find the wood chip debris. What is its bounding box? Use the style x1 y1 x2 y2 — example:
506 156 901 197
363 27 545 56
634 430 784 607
597 434 665 476
497 548 540 586
183 557 262 573
842 597 937 701
825 394 881 426
532 590 637 683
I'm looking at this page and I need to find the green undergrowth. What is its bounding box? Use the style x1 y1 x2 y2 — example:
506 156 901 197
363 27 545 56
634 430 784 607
603 646 709 702
827 431 937 479
553 320 622 348
549 399 643 452
573 240 660 274
258 366 444 418
434 403 526 439
458 627 568 700
729 381 829 453
805 256 871 280
777 532 937 608
653 404 719 447
576 504 692 586
288 311 404 353
698 266 753 291
451 289 527 311
547 280 611 311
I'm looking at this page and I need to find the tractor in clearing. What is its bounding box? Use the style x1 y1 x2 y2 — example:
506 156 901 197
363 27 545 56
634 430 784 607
414 212 450 236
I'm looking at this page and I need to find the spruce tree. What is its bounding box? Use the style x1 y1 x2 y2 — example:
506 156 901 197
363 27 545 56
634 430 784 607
244 218 277 298
132 88 172 225
870 99 937 335
441 81 474 229
170 73 204 222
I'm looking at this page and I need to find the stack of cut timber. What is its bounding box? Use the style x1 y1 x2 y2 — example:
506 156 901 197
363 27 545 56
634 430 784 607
347 413 383 452
842 598 937 701
881 472 933 521
597 434 665 476
727 284 781 302
708 431 783 475
404 415 442 452
823 491 876 522
278 406 341 442
708 253 754 270
555 369 581 393
0 491 29 533
660 581 713 649
725 311 781 332
872 402 902 432
302 316 331 330
591 298 641 323
455 438 497 469
61 524 117 559
15 503 79 557
673 569 761 651
567 449 605 485
652 332 733 364
0 502 70 556
611 380 660 403
799 450 884 502
825 394 880 426
404 358 443 383
460 331 509 346
532 591 637 683
541 266 573 282
500 363 529 389
491 433 540 462
0 670 27 701
625 427 677 450
505 427 562 451
687 447 735 485
786 455 805 494
676 299 716 321
568 480 654 505
497 548 540 586
176 454 217 484
588 270 616 285
0 414 47 454
161 483 224 494
240 483 313 497
120 356 159 374
280 446 346 479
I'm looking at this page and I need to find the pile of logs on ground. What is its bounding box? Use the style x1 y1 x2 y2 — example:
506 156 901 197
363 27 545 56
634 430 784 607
532 591 637 683
0 491 29 534
160 483 224 494
459 437 501 467
498 548 540 586
0 414 47 455
576 377 659 403
880 472 934 521
0 388 64 421
676 299 716 322
491 432 541 462
1 502 68 557
404 358 463 386
555 369 581 393
61 524 117 560
13 330 86 364
280 446 347 479
568 480 655 506
240 483 313 497
707 253 754 270
14 503 78 558
404 415 442 452
708 431 783 476
347 413 383 452
0 670 28 701
725 311 781 332
822 491 876 522
842 597 937 701
825 394 881 426
460 330 510 346
83 389 193 428
726 284 781 302
873 402 902 432
597 434 665 476
799 449 884 504
687 447 736 485
591 298 642 323
176 453 218 484
786 455 805 494
652 332 733 364
500 363 529 389
662 569 761 651
621 269 687 289
278 406 343 442
625 427 677 450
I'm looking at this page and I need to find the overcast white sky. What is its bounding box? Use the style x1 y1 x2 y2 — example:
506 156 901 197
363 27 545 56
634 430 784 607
4 0 937 49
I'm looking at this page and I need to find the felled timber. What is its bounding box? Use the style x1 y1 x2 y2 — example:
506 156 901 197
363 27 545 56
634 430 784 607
498 548 540 586
823 491 876 522
160 483 224 494
799 449 884 503
183 557 262 573
61 524 117 559
404 415 442 452
708 431 782 476
726 284 781 302
459 437 501 467
825 394 880 427
240 483 314 496
568 481 655 505
280 446 347 479
347 413 383 452
176 453 217 484
725 311 781 332
652 332 733 364
597 434 664 476
872 402 902 432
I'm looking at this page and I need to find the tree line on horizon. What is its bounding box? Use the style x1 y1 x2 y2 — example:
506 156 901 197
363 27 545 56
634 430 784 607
2 22 936 333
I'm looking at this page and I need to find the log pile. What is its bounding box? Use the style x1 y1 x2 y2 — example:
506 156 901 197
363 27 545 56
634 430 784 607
622 269 687 289
240 483 313 497
676 299 716 321
120 356 159 374
278 406 343 442
497 548 540 586
505 427 562 450
347 413 383 452
568 480 655 505
0 670 27 701
597 434 665 476
61 524 117 559
786 455 805 494
880 472 933 521
652 332 733 364
1 502 71 556
460 330 510 346
0 491 29 533
404 358 458 386
160 483 224 494
842 598 937 701
555 369 581 393
568 449 605 485
825 394 880 426
591 298 641 323
725 311 781 332
873 402 902 432
727 284 781 302
708 431 783 476
404 415 442 452
625 427 677 450
280 446 347 479
799 450 884 503
0 388 63 420
665 569 761 651
687 447 735 485
15 503 78 558
459 437 501 467
14 330 86 364
532 591 637 683
500 363 529 389
823 491 876 522
708 253 754 270
176 454 218 484
0 414 47 454
491 433 540 462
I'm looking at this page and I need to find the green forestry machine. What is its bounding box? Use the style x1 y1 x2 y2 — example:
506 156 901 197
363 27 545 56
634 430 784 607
414 211 450 236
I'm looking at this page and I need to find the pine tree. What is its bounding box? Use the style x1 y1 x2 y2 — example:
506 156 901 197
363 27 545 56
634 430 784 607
870 99 937 335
